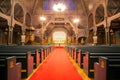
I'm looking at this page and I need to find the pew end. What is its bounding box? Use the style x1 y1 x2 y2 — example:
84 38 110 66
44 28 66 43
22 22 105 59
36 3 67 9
0 56 21 80
94 56 120 80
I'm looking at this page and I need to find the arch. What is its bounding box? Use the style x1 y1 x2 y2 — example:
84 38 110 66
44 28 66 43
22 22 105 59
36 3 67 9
88 13 93 28
13 24 22 44
25 13 31 26
0 0 11 16
95 4 104 24
0 17 9 45
14 3 24 23
107 0 120 17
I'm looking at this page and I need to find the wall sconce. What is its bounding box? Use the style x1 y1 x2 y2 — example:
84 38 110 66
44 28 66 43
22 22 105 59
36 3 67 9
110 29 113 33
110 29 114 35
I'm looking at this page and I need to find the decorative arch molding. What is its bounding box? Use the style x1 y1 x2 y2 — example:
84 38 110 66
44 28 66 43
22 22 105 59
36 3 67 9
25 13 31 27
95 4 104 24
14 3 24 23
0 0 11 16
92 1 105 22
107 0 120 17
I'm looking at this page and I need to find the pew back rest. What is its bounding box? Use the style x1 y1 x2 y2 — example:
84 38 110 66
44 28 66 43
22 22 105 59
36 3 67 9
94 56 120 80
0 56 21 80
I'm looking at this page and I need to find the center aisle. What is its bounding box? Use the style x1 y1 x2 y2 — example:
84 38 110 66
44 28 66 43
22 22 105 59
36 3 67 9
29 47 83 80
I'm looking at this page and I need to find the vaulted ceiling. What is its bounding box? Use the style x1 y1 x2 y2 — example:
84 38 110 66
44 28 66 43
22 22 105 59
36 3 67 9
26 0 98 33
0 0 99 35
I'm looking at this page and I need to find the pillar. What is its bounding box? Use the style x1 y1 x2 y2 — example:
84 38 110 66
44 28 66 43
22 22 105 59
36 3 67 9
104 17 111 45
104 0 111 45
7 0 15 45
7 26 13 45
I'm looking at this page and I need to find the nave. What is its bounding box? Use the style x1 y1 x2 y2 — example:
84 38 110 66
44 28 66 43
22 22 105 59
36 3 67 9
28 47 83 80
0 0 120 80
0 45 120 80
0 45 92 80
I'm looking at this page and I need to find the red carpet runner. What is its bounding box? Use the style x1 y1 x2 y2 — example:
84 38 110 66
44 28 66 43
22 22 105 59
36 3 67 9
30 47 83 80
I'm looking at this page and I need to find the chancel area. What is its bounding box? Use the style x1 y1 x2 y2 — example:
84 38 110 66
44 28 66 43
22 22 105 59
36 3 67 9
0 0 120 80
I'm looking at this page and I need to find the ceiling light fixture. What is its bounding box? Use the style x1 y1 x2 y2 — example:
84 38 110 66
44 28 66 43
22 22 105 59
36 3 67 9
40 16 46 21
53 3 66 12
73 18 80 23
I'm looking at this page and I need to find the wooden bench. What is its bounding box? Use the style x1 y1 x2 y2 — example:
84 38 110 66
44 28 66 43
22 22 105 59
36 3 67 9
0 45 53 78
0 45 52 68
83 52 120 78
0 56 21 80
66 45 120 78
0 52 33 78
0 45 52 62
0 49 39 69
66 45 91 67
68 46 120 67
94 56 120 80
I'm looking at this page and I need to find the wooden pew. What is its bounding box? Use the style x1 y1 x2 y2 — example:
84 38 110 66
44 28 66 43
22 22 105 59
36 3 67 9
0 45 52 78
0 52 33 78
29 49 43 68
0 45 52 68
94 56 120 80
76 49 86 68
0 46 53 72
0 49 39 69
68 46 120 68
83 52 120 78
66 45 120 77
0 56 21 80
66 45 88 67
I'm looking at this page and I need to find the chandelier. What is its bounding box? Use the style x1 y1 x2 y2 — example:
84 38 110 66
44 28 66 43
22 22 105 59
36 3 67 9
53 3 66 12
